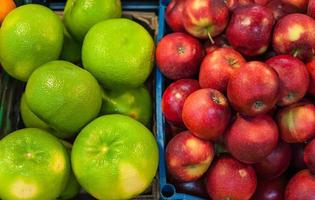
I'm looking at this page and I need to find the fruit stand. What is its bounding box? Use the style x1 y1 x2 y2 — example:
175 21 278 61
1 0 315 199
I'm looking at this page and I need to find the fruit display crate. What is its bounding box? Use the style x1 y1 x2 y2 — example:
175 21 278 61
0 0 160 199
155 1 207 199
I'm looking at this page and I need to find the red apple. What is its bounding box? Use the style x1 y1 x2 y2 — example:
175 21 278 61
253 140 292 180
304 138 315 174
182 88 231 141
165 131 214 182
285 169 315 200
267 0 299 20
162 79 200 127
308 0 315 18
306 59 315 96
226 4 275 56
165 0 186 32
255 0 270 5
172 177 208 198
225 0 254 10
266 55 310 106
273 14 315 61
182 0 229 39
204 34 229 55
251 177 286 200
206 155 257 200
291 143 307 171
156 32 204 80
226 114 279 164
281 0 308 10
199 47 246 93
227 61 280 116
277 103 315 143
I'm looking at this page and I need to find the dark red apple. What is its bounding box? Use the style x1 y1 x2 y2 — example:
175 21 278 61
251 177 286 200
156 32 204 80
291 143 307 171
165 131 214 182
306 59 315 96
199 47 246 93
308 0 315 18
206 155 257 200
255 0 270 5
182 88 231 141
273 14 315 61
304 138 315 174
281 0 308 10
253 141 292 180
162 79 200 127
204 34 229 55
285 169 315 200
226 114 279 164
172 177 208 198
165 0 186 32
227 61 280 116
182 0 229 39
226 5 275 56
267 0 299 20
277 103 315 143
266 55 310 106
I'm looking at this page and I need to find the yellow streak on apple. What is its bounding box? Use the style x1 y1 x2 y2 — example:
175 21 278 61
193 0 208 10
11 179 38 199
287 24 305 42
51 152 66 173
119 162 147 198
187 156 212 177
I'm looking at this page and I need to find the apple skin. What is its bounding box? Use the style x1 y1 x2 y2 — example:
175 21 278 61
253 140 292 180
165 131 214 182
226 5 275 56
291 143 307 171
156 32 204 80
277 103 315 143
171 176 208 198
304 138 315 174
267 0 299 20
273 14 315 61
281 0 308 10
226 114 279 164
182 88 231 141
165 0 186 32
227 61 280 116
306 59 315 96
206 155 257 200
199 47 246 93
162 79 200 127
251 177 286 200
182 0 229 39
225 0 254 11
308 0 315 18
266 55 310 106
285 169 315 200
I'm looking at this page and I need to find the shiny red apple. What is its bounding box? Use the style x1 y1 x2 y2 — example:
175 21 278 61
199 47 246 93
182 88 231 141
156 32 204 80
162 79 200 127
226 114 279 164
227 61 280 116
165 0 186 32
165 131 214 182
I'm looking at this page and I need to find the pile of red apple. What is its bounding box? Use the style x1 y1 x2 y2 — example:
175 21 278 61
157 0 315 199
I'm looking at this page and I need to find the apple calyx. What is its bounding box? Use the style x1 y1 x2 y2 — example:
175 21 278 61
211 94 221 104
227 57 239 68
254 100 265 110
178 46 186 54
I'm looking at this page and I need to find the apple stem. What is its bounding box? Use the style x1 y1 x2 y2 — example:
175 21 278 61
207 31 215 44
292 49 299 58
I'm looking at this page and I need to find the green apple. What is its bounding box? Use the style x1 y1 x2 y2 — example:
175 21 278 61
71 114 158 199
101 85 152 126
0 128 70 200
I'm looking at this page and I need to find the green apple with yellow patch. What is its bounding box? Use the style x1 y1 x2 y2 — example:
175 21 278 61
0 128 70 200
71 114 158 199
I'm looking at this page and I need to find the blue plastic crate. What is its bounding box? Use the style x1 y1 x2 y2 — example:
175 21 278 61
155 4 208 200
